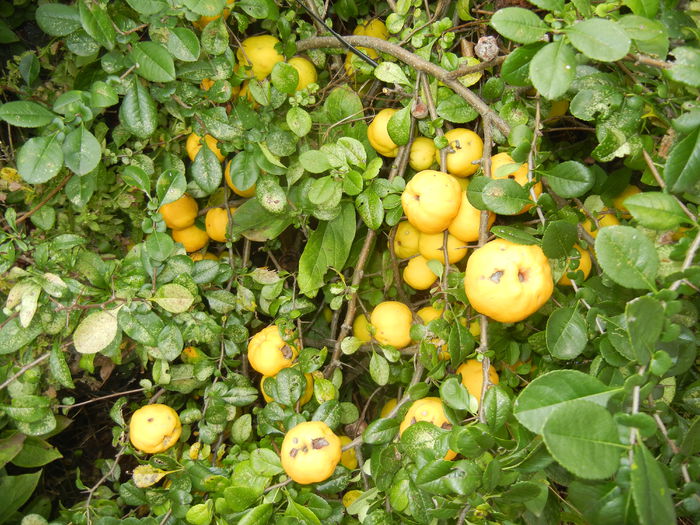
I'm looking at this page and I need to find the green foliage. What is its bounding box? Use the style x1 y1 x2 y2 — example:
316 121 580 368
0 0 698 523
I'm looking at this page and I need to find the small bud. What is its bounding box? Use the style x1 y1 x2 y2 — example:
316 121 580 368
412 99 429 119
474 36 499 62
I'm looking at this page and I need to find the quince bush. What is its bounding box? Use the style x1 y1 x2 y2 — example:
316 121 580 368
0 0 699 524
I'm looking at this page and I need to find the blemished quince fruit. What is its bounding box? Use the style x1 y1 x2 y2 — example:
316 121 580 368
403 255 438 290
343 489 363 508
380 398 399 418
401 170 462 234
129 404 182 454
491 152 542 214
172 224 209 252
367 108 399 158
224 160 256 197
612 185 641 215
248 325 298 376
581 208 620 238
456 359 499 403
287 56 317 91
393 221 421 259
344 19 388 78
339 436 358 469
260 372 314 406
416 305 443 324
448 182 496 243
399 397 456 460
189 251 218 262
281 421 342 484
370 301 413 349
236 35 284 81
181 346 207 364
558 244 592 286
418 231 468 264
437 128 483 177
409 137 437 171
159 194 198 230
205 207 237 243
464 238 553 323
352 314 372 343
186 132 226 163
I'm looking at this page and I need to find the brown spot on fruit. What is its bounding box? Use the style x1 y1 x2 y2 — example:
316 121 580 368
490 271 504 283
281 344 293 359
441 422 452 430
518 270 527 282
289 448 298 458
147 418 154 423
312 437 329 449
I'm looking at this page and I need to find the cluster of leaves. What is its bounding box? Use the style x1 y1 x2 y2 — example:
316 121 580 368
0 0 699 524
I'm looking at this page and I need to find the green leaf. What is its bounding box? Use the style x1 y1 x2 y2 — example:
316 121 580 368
11 437 62 468
90 81 119 108
35 3 81 36
201 17 229 55
374 62 411 86
183 0 227 15
542 400 621 479
126 0 167 15
546 306 588 360
543 161 594 198
156 169 187 205
230 198 292 242
153 284 194 314
664 128 700 194
667 47 700 88
121 165 151 193
619 15 668 58
356 188 384 230
73 310 119 354
286 496 322 525
630 443 676 524
527 0 564 11
0 101 56 128
50 344 75 389
298 202 356 296
370 352 390 385
145 232 175 261
238 0 279 19
626 296 663 365
490 8 548 44
625 192 687 230
130 42 176 83
622 0 658 18
62 126 101 175
490 226 539 245
0 470 42 524
595 226 658 290
167 27 200 62
271 62 299 95
501 43 544 87
117 310 163 347
481 178 532 215
566 19 631 62
78 0 115 50
286 107 312 137
119 80 157 139
299 150 332 174
436 94 479 124
440 377 472 411
542 220 577 259
191 145 223 195
238 503 274 525
363 418 400 445
529 40 576 100
482 385 512 432
250 448 284 476
0 318 41 355
387 105 411 146
16 135 64 184
514 370 619 433
0 433 25 469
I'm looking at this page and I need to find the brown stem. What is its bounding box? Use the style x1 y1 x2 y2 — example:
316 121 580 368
446 55 506 79
0 353 50 390
15 173 72 226
296 36 510 136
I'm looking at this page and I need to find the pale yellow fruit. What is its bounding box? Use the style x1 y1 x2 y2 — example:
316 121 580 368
612 185 641 215
448 187 495 243
403 255 438 290
409 137 437 171
401 170 462 234
129 404 182 454
456 359 499 403
558 244 593 286
393 221 421 259
339 436 358 469
172 225 209 252
344 20 387 78
189 252 218 261
236 35 284 80
281 421 341 484
248 325 298 376
370 301 413 349
225 160 256 197
418 232 468 264
582 209 620 238
288 56 317 91
416 305 443 324
186 133 225 163
380 398 398 418
491 152 541 214
368 108 399 158
437 128 483 177
353 314 372 343
205 207 237 243
159 194 198 230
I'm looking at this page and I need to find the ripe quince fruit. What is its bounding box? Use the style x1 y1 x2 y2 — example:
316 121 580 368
352 314 372 343
491 152 541 214
186 132 225 163
401 170 462 234
464 238 553 323
558 244 592 286
172 224 209 252
370 301 413 349
344 19 388 78
403 254 438 290
437 128 483 177
236 35 284 81
409 137 437 171
248 325 298 376
418 231 468 264
393 221 421 258
129 404 182 454
260 372 314 406
225 160 256 197
205 207 237 243
456 359 499 403
581 208 619 238
287 56 317 91
448 182 495 243
281 421 342 484
339 436 358 469
612 185 641 215
159 194 198 230
367 108 399 158
399 397 456 460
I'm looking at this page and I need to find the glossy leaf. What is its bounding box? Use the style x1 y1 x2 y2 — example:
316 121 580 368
16 135 64 184
595 226 658 290
490 8 548 44
62 127 101 175
543 160 594 197
546 306 588 360
529 40 576 100
0 101 55 128
630 443 676 524
130 42 176 82
566 19 631 62
664 127 700 194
